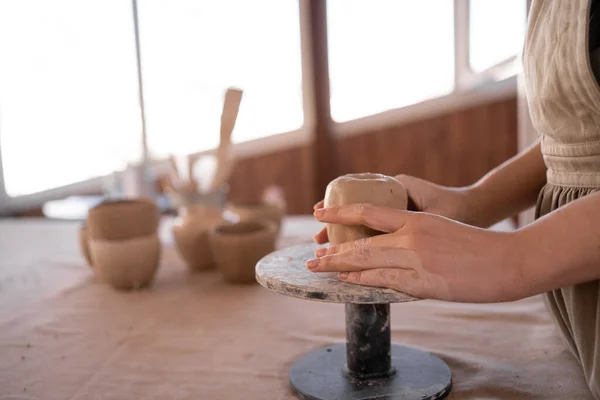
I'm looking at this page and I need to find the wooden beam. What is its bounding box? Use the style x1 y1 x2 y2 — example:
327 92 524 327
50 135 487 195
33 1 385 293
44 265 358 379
300 0 338 204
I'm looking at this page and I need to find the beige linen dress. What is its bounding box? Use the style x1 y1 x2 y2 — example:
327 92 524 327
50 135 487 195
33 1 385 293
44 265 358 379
525 0 600 396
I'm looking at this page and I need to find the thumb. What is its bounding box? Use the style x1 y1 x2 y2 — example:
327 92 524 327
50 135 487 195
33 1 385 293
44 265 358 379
395 174 427 212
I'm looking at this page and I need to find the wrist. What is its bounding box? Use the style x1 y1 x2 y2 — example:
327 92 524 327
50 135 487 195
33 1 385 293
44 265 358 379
453 184 490 227
515 205 600 297
512 223 569 299
469 229 531 303
503 229 538 300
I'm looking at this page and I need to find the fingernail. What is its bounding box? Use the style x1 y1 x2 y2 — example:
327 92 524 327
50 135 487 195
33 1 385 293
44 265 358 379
313 209 324 218
339 272 349 280
315 248 327 257
306 259 320 270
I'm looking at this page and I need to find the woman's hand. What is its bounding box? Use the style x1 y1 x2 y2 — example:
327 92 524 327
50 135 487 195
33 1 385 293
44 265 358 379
312 175 471 244
394 174 471 220
307 204 528 303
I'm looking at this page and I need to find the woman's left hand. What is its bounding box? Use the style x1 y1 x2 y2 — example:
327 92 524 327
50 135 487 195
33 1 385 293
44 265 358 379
307 204 528 303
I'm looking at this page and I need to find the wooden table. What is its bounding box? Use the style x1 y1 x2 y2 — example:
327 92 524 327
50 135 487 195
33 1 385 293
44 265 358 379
0 217 593 399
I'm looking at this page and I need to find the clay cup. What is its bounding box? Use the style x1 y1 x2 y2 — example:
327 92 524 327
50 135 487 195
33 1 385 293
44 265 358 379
87 198 161 290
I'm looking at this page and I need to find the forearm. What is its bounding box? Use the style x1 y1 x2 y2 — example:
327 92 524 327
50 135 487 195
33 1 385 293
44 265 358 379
516 191 600 297
462 139 546 227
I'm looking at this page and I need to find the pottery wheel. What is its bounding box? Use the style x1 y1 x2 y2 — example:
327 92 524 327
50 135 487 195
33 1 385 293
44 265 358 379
255 243 452 400
256 243 417 304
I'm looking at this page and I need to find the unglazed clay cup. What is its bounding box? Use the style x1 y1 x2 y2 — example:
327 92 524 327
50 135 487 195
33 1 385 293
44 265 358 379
87 198 160 241
86 198 161 290
209 220 277 284
324 173 408 244
90 234 161 290
172 205 224 272
226 202 285 234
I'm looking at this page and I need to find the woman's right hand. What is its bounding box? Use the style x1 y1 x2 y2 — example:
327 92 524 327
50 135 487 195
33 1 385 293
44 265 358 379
312 174 472 245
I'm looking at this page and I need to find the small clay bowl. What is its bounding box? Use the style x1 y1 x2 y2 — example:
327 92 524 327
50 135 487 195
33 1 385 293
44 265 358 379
226 202 285 233
90 233 161 290
172 205 224 272
87 198 160 241
209 221 277 284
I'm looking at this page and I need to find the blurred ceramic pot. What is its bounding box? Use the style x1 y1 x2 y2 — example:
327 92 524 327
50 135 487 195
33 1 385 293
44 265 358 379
86 198 161 290
172 205 224 272
90 234 161 290
87 198 160 241
209 220 277 284
226 202 285 234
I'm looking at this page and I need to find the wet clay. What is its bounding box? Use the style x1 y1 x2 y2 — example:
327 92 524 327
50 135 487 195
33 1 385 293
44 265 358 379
90 234 161 290
209 221 277 284
324 173 408 244
172 205 224 272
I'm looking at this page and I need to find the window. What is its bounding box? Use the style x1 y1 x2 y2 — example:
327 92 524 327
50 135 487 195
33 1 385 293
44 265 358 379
137 0 304 158
0 0 142 197
0 0 528 209
469 0 527 73
327 0 455 123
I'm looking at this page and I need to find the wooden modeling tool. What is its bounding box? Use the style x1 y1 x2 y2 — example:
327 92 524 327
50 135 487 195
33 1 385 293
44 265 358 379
211 88 243 190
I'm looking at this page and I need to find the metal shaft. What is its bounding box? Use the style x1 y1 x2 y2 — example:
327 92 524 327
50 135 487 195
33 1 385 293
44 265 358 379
344 303 395 379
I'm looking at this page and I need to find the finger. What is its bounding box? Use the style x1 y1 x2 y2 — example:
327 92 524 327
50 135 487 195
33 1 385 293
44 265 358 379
314 204 411 233
314 235 395 258
394 174 426 212
338 268 408 290
338 268 425 298
313 227 329 244
313 200 324 210
315 237 370 258
307 247 419 273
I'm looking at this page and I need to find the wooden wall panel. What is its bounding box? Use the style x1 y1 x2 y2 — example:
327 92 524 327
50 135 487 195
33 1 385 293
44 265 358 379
227 146 314 215
227 96 518 215
338 97 518 188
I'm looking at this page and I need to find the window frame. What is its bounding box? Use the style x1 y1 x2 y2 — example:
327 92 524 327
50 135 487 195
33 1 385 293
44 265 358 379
458 0 525 90
0 0 526 215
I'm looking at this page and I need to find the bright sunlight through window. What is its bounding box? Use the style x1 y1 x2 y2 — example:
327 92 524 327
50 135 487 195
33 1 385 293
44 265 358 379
0 0 142 197
327 0 455 123
469 0 527 73
0 0 527 198
137 0 304 158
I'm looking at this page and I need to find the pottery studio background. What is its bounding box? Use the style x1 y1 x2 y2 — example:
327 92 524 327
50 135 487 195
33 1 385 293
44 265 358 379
2 2 588 400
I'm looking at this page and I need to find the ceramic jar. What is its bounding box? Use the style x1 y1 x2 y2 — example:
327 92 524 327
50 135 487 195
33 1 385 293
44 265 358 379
172 205 224 272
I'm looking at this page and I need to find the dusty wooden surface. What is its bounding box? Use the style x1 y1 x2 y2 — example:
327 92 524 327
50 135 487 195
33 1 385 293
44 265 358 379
0 217 592 399
255 243 417 304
